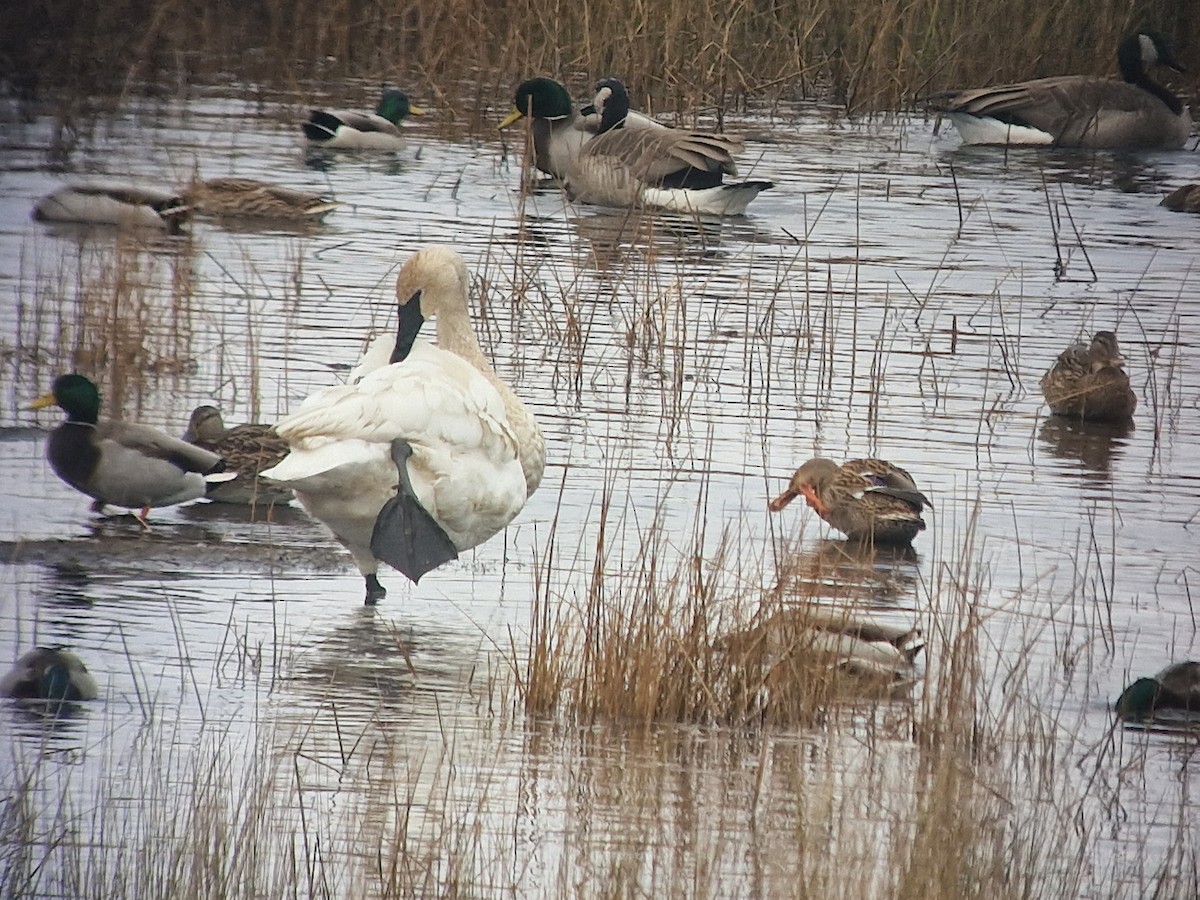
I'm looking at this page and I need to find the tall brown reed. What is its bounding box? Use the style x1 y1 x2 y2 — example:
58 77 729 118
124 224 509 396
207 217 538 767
6 236 198 417
6 0 1196 115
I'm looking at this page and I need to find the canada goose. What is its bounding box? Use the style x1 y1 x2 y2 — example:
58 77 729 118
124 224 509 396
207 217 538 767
183 178 338 222
32 182 190 232
0 648 99 702
498 76 664 180
301 89 425 149
566 78 773 215
183 406 292 506
1041 330 1136 422
929 32 1191 149
29 374 230 526
769 458 931 545
1115 662 1200 721
261 246 545 604
1161 184 1200 212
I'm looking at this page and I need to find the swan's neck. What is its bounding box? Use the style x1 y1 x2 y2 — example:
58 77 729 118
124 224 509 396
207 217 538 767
436 306 544 495
435 309 495 376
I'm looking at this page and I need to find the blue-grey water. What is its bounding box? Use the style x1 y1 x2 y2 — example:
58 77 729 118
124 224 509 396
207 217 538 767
0 82 1197 897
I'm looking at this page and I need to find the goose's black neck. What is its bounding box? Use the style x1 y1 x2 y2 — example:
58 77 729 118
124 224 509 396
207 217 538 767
595 78 631 134
1118 34 1185 115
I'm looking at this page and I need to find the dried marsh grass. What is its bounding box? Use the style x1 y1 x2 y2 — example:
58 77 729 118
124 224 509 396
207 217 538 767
3 236 199 417
7 0 1195 115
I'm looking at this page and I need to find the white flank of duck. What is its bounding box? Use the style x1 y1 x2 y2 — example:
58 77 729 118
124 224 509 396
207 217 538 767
261 246 544 603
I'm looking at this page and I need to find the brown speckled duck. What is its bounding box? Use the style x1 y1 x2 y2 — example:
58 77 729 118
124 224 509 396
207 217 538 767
769 457 930 545
183 405 292 506
1040 331 1136 422
183 178 338 222
1161 185 1200 213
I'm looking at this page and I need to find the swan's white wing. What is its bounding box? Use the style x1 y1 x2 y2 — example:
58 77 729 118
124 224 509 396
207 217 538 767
263 341 526 550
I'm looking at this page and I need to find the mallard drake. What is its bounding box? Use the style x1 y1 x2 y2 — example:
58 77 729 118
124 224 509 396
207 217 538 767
261 246 545 604
1115 662 1200 721
928 32 1190 149
720 609 926 686
32 182 190 232
183 405 292 506
301 89 424 149
565 78 773 215
498 76 664 180
0 647 99 701
183 178 338 222
1041 330 1137 422
29 374 229 526
769 457 931 545
1161 184 1200 212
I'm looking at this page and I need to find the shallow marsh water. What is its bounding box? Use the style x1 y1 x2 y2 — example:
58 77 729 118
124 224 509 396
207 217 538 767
0 82 1198 896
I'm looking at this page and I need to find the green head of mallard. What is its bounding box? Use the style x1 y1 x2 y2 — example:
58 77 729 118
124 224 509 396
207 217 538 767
500 78 574 128
41 661 76 700
1114 677 1163 720
29 373 101 424
376 89 424 124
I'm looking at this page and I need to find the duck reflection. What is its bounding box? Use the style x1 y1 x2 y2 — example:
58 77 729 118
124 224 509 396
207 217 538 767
302 148 410 177
1038 415 1133 482
502 215 571 250
567 207 746 277
776 538 921 609
45 561 94 606
1038 151 1167 194
177 497 310 529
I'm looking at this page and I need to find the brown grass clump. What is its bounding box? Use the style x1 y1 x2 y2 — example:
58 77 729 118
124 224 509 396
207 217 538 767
4 0 1195 116
519 470 927 728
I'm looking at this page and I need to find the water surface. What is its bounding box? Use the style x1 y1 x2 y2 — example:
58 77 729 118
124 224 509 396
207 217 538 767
0 84 1197 896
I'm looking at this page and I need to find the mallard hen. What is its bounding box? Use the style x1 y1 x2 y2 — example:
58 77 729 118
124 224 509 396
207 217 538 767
769 457 930 545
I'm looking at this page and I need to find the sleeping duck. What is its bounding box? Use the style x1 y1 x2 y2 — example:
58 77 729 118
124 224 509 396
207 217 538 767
1 647 99 701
